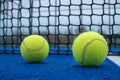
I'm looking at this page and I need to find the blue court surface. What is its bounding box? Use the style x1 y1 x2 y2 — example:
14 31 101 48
0 54 120 80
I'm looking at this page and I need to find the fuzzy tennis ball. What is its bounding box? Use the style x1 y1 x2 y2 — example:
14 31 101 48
20 35 49 63
72 31 108 66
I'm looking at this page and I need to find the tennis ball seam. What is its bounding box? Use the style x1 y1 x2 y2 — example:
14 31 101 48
81 38 108 64
22 39 45 52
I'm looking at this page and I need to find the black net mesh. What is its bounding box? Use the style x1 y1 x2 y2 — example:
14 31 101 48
0 0 120 55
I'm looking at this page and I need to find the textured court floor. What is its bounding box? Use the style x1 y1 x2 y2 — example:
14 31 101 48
0 54 120 80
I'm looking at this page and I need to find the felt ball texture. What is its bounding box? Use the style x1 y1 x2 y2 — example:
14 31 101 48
20 35 49 63
72 31 108 66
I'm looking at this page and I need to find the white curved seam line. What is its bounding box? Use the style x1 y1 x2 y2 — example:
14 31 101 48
81 38 108 64
23 40 45 52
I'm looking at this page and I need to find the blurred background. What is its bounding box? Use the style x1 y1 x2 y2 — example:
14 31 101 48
0 0 120 55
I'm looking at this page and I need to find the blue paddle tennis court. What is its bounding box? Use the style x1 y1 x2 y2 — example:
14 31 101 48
0 0 120 80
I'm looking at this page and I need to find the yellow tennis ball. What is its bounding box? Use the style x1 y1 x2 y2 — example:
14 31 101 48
20 35 49 63
72 31 108 66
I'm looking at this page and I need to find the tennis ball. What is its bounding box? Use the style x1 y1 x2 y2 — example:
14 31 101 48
20 35 49 63
72 31 108 66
